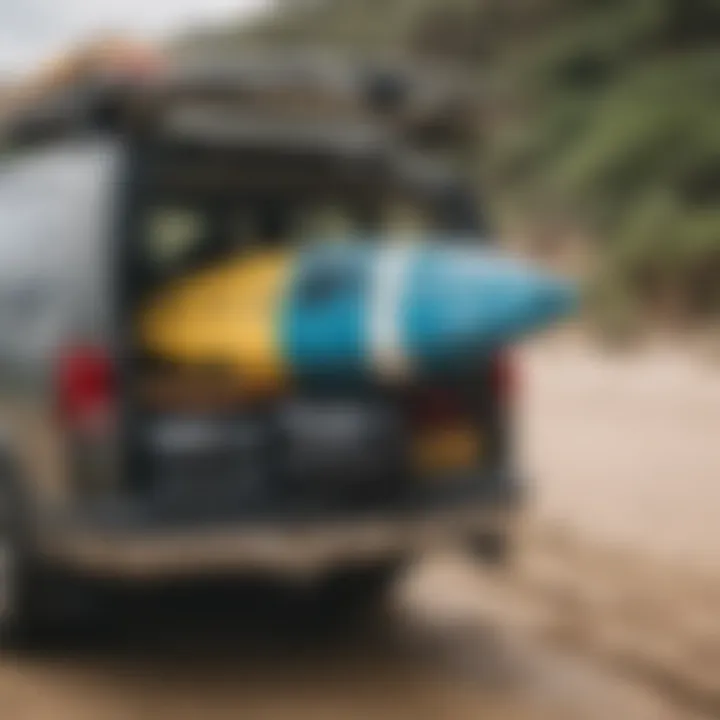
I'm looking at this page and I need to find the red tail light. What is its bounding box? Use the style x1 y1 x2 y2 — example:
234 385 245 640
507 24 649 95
490 351 516 405
56 345 115 432
411 386 465 427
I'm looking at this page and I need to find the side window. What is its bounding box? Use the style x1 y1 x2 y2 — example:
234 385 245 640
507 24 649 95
0 141 119 354
0 141 118 277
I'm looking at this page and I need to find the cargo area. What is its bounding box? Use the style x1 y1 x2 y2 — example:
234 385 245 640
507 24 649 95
116 139 505 522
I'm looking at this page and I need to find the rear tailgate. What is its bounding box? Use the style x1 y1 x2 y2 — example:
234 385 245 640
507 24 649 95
122 356 511 522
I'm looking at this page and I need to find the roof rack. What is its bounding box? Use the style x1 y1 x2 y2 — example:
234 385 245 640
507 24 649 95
0 42 478 155
0 38 164 145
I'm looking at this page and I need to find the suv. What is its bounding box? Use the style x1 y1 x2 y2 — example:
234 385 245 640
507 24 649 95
0 63 521 641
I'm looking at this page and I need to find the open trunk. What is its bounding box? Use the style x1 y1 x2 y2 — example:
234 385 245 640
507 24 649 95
114 139 507 523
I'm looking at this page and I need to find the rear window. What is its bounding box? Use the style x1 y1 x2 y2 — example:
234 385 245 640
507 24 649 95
127 141 482 295
138 195 435 283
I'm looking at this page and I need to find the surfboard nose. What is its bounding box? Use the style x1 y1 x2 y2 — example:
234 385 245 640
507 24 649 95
529 274 578 325
485 269 578 336
402 248 577 371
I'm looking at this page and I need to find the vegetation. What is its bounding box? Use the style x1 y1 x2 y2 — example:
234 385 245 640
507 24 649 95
179 0 720 332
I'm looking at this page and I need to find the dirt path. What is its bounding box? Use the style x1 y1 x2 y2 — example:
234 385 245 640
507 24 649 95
520 338 720 572
505 339 720 715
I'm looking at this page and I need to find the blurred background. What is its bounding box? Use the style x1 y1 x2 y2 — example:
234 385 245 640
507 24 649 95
0 2 718 719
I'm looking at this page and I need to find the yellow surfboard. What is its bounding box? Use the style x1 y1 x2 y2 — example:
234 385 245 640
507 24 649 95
139 250 293 393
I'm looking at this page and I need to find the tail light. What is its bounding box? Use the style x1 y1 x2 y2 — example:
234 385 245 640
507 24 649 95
490 350 516 406
410 352 516 423
410 386 465 428
56 345 116 433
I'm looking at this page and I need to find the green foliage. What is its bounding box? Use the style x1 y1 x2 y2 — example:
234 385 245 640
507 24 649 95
485 1 720 323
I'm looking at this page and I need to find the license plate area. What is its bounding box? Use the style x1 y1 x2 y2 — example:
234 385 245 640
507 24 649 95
276 399 405 483
140 414 269 515
146 414 263 455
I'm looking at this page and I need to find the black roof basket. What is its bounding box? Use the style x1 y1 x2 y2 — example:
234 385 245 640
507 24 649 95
0 57 478 155
0 78 138 146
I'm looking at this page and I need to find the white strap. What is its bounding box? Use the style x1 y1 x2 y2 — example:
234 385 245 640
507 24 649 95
368 244 415 382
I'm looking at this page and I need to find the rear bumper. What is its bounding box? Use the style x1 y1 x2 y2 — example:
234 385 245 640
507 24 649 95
39 505 517 580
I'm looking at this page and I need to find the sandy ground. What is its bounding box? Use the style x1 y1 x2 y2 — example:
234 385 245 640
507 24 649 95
1 338 719 720
521 338 720 573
